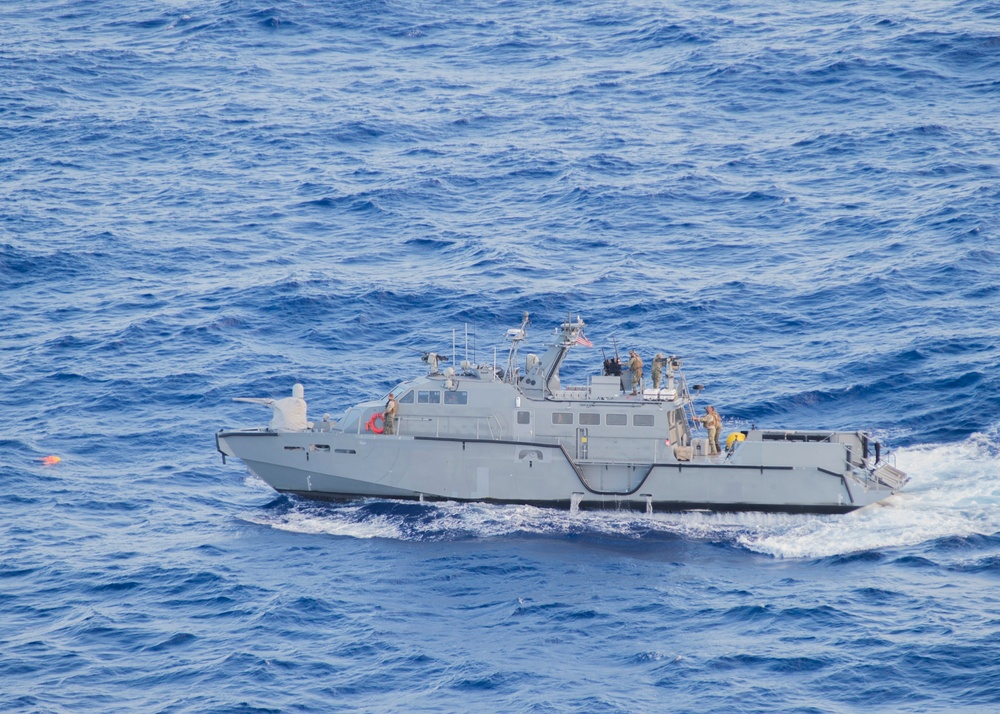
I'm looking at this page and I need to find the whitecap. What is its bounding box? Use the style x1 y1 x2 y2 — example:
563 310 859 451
737 432 1000 559
242 501 405 540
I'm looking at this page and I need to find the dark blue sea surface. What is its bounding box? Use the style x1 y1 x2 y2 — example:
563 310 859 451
3 0 999 711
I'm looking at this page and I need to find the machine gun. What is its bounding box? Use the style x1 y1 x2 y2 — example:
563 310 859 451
601 338 622 376
407 347 450 374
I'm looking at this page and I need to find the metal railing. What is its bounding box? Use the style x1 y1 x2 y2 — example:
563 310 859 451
395 414 503 440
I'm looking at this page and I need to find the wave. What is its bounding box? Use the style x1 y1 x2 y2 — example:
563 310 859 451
739 431 1000 558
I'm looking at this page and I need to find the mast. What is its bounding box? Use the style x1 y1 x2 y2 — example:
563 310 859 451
504 312 530 384
526 314 587 395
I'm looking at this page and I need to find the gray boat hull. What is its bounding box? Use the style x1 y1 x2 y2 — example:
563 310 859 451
217 430 897 514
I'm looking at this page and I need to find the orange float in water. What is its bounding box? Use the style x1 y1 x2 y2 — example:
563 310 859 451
41 455 61 466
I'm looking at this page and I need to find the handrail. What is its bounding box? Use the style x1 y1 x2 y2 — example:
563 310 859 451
487 414 502 440
399 415 503 441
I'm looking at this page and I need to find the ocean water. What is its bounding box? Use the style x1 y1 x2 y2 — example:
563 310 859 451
2 0 999 711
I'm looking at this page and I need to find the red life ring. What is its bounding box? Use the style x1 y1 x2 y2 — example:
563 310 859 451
366 412 385 434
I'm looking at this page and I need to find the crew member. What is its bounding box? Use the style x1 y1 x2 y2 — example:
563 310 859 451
628 350 644 395
384 393 398 435
651 353 665 390
698 405 722 455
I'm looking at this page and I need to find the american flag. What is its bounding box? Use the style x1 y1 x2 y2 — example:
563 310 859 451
575 333 594 348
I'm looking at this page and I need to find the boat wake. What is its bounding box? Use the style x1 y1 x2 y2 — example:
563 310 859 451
240 431 1000 558
739 430 1000 558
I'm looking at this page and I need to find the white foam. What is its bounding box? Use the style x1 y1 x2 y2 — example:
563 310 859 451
243 504 405 540
738 432 1000 558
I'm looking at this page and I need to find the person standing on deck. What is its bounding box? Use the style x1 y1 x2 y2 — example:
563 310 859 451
651 353 665 390
628 350 644 395
384 393 398 435
698 405 722 455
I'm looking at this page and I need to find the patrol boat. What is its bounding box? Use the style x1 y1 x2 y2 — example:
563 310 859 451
216 314 907 514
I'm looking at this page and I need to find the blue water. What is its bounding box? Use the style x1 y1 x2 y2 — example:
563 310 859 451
3 0 999 710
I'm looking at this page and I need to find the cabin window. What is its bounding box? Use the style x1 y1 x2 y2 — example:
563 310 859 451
552 413 574 425
606 413 627 426
444 390 468 405
417 390 441 404
309 444 331 452
398 391 414 404
283 446 305 451
633 414 655 427
517 411 531 424
579 413 600 425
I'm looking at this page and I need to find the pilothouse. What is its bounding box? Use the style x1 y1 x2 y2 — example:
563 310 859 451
217 313 907 513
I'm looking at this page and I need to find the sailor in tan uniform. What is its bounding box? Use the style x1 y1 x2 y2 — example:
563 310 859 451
628 350 644 395
384 393 398 435
697 405 722 455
